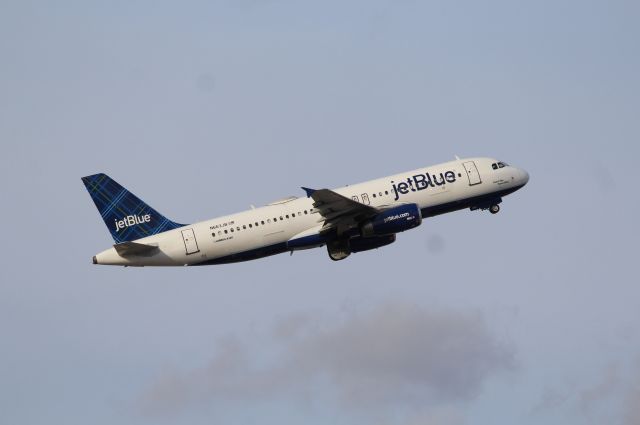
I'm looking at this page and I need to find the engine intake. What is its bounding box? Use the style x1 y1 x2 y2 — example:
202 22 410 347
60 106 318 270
361 203 422 237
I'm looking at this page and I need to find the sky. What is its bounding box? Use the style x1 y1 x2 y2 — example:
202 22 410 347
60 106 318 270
1 0 639 424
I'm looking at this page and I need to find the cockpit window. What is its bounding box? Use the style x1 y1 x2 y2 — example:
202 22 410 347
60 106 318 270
492 161 509 170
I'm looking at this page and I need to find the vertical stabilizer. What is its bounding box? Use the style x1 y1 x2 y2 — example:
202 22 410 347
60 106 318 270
81 173 186 243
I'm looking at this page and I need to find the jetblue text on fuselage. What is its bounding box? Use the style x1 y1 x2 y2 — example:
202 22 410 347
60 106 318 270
392 171 457 201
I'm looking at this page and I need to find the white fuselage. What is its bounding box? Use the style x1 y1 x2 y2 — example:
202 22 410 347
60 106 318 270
93 157 529 266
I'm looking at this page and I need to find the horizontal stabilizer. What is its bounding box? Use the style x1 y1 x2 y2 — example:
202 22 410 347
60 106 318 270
113 241 159 257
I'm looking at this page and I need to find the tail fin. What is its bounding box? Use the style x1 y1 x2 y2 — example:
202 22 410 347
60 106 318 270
82 173 186 243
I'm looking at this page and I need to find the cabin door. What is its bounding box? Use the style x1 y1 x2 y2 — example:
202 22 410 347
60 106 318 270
181 228 200 255
462 161 482 186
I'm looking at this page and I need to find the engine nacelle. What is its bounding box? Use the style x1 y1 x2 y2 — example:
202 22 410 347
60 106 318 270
349 234 396 253
361 203 422 237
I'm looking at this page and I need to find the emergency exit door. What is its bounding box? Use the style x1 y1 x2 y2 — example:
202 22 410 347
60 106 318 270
181 228 200 255
462 161 482 186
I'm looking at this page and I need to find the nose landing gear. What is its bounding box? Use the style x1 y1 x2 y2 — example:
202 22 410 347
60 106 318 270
471 197 503 215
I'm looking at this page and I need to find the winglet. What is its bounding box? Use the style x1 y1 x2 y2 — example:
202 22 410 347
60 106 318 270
301 187 317 198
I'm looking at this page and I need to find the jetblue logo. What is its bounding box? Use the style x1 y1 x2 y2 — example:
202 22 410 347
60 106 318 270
384 212 410 223
114 214 151 232
392 171 457 201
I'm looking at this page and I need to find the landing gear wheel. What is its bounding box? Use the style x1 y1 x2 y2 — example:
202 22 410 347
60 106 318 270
489 204 500 214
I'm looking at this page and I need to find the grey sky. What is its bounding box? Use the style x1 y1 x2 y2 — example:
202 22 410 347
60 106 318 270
1 1 639 424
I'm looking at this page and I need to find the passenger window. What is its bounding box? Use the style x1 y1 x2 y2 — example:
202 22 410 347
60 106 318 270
249 224 252 228
237 227 240 231
273 217 277 222
292 213 295 217
373 194 377 198
261 220 265 225
304 210 308 214
230 228 234 232
225 229 228 234
243 225 246 229
267 219 271 223
385 191 389 195
286 215 289 219
280 216 284 220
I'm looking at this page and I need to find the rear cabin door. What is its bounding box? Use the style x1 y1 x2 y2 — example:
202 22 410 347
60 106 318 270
463 161 482 186
181 228 200 255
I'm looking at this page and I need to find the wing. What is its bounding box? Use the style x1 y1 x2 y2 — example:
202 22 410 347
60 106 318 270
306 188 380 236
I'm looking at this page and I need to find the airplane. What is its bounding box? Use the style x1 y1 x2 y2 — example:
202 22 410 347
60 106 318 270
82 157 529 266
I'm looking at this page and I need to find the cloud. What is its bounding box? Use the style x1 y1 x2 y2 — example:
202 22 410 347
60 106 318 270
531 361 640 425
578 364 620 417
286 303 514 408
399 408 465 425
530 387 570 416
139 302 515 422
624 371 640 425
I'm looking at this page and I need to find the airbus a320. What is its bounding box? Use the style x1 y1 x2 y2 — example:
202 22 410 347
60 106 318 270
82 157 529 266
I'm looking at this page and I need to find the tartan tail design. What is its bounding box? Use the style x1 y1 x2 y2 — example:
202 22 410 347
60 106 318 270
81 173 186 243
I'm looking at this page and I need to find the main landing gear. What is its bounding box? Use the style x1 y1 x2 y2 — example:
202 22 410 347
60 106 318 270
489 204 500 214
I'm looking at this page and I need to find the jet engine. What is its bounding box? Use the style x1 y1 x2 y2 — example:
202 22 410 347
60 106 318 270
349 234 396 253
361 203 422 237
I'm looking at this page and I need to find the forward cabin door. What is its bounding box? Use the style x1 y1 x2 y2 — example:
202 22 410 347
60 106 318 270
463 161 482 186
181 228 200 255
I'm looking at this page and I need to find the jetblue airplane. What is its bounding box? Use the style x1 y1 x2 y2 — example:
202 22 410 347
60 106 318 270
82 157 529 266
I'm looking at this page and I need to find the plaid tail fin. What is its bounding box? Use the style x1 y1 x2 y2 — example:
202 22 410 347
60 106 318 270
81 173 186 243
